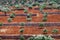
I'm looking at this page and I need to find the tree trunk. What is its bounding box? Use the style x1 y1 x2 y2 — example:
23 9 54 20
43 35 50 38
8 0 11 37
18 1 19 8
4 12 7 16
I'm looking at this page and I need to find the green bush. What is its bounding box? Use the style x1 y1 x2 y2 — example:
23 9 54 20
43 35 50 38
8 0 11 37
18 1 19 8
1 7 11 12
15 4 20 8
28 37 34 40
26 18 32 21
28 5 33 9
28 35 54 40
35 2 40 6
50 0 60 4
20 0 26 5
25 3 33 9
52 29 59 34
42 17 47 22
28 0 33 4
24 9 28 13
10 13 15 18
0 7 11 16
27 13 32 18
20 35 25 40
43 12 47 22
45 35 54 40
49 1 56 6
19 28 24 33
57 5 60 9
43 28 48 34
0 22 3 26
25 4 30 7
39 22 44 27
8 18 12 22
33 2 40 6
40 3 46 11
19 22 25 26
43 12 48 17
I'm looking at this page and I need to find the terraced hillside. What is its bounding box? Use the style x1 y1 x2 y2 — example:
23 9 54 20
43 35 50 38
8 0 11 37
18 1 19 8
0 0 60 40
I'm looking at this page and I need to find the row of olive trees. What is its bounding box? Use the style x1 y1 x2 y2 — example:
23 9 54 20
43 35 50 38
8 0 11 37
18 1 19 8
0 0 60 5
0 0 27 5
0 0 18 5
30 0 60 4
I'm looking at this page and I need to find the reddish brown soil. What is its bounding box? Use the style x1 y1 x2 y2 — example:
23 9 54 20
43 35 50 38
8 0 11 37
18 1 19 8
0 9 60 22
0 14 60 22
0 8 60 40
0 12 4 14
55 39 60 40
43 9 60 12
0 16 9 23
0 26 60 34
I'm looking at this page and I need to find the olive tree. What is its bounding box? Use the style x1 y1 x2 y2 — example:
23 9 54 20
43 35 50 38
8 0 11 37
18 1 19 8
19 22 25 26
10 13 15 18
20 35 25 40
0 22 3 26
1 7 11 16
7 18 12 22
52 29 59 34
28 35 54 40
39 22 44 28
19 28 24 35
43 28 48 34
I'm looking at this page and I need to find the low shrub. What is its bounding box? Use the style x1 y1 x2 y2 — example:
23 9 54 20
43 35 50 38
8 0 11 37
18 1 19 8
33 2 40 6
1 7 11 12
27 13 32 18
19 28 24 33
57 5 60 9
19 22 25 26
10 13 15 18
39 22 44 28
7 18 12 22
0 22 3 26
28 37 34 40
15 4 20 8
26 18 32 21
52 29 59 34
20 35 25 40
43 12 48 17
28 35 54 40
49 1 56 6
39 3 46 11
1 7 11 16
14 4 24 10
42 17 47 22
28 5 33 9
24 9 28 13
43 28 48 34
